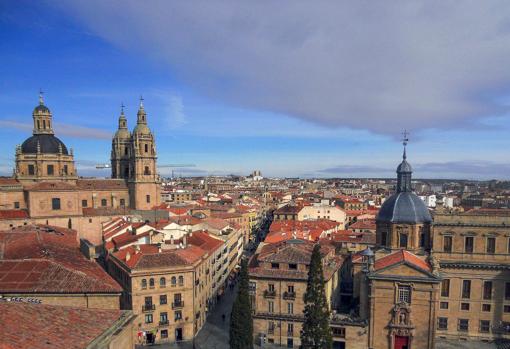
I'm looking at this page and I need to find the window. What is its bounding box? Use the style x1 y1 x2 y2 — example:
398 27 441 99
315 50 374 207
14 202 19 209
268 301 274 313
332 327 346 338
381 232 387 246
124 147 128 156
287 323 294 335
487 237 496 254
462 280 471 299
145 314 153 323
178 276 184 286
141 279 147 289
161 330 168 338
482 304 491 312
483 281 492 300
289 263 297 270
506 283 510 300
441 279 450 297
120 198 125 207
171 277 177 286
458 319 469 332
268 284 275 292
398 286 411 303
465 236 474 253
149 278 155 288
63 165 68 175
51 198 61 210
288 285 294 293
440 302 449 309
399 233 408 248
287 302 294 314
461 303 470 311
144 166 150 175
146 195 151 203
160 295 167 305
160 312 168 324
82 200 88 207
101 199 107 207
419 233 425 247
271 263 280 269
28 164 35 175
480 320 490 333
174 311 182 320
160 277 166 287
438 317 448 330
144 296 152 306
443 236 452 252
504 305 510 313
47 165 54 175
268 321 275 334
145 144 149 153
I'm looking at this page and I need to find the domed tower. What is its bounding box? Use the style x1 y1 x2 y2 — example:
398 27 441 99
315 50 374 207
376 132 432 252
111 104 132 179
128 97 160 209
15 92 77 183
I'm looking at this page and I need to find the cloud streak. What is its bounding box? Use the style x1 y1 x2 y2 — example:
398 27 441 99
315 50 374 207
0 120 111 140
54 1 510 135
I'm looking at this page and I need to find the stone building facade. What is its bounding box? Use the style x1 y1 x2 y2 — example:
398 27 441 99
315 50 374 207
0 95 161 243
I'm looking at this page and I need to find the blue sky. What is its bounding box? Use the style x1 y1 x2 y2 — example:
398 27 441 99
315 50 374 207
1 1 510 179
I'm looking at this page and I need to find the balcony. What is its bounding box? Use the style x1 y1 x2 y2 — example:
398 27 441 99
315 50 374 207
283 291 296 300
142 304 155 312
172 301 184 309
263 290 276 298
159 320 169 326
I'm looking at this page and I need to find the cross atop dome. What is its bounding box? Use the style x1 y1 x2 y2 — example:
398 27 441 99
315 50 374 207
401 130 409 160
39 89 44 105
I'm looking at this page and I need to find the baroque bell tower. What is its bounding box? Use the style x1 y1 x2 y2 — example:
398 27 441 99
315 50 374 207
128 97 160 209
111 104 132 179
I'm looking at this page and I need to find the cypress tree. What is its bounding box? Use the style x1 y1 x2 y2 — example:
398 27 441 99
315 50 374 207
229 258 254 349
300 244 333 349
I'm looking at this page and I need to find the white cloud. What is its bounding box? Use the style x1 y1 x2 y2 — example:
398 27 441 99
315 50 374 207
53 1 510 135
166 95 188 130
0 120 111 139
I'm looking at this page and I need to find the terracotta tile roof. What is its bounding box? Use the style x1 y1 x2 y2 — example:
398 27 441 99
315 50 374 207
166 215 202 226
326 230 375 244
200 217 230 230
349 219 376 230
0 209 29 220
274 205 302 215
26 182 77 191
0 301 130 349
76 179 128 190
0 177 21 187
265 219 340 243
187 231 223 253
374 250 431 272
112 244 205 270
82 207 132 217
0 225 122 293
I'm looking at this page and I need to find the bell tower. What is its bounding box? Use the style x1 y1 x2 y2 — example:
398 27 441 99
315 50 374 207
128 97 160 209
33 90 54 135
111 104 132 179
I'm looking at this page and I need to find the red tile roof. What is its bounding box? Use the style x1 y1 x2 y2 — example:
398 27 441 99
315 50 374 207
76 179 128 190
374 250 431 272
0 209 29 220
0 301 131 349
187 231 223 253
349 219 376 230
265 219 340 243
0 225 122 294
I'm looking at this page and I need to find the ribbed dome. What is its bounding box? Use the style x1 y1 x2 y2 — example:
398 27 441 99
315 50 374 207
21 134 68 155
133 124 151 135
33 104 50 113
114 128 131 139
397 159 412 172
377 192 432 224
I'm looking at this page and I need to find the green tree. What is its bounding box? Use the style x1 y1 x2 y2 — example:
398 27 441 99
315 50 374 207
229 258 254 349
300 244 333 349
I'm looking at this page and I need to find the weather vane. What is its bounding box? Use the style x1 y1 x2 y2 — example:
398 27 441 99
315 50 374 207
401 130 409 159
139 95 144 107
39 88 44 104
121 102 125 113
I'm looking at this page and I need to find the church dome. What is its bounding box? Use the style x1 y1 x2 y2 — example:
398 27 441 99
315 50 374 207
33 104 50 114
21 134 68 155
397 159 412 172
114 128 131 140
377 191 432 224
133 123 151 135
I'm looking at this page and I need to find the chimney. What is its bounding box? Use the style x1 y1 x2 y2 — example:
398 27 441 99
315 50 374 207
126 252 131 261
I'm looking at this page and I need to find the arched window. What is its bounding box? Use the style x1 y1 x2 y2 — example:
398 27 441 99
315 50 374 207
178 276 184 286
124 167 129 177
171 276 177 286
399 233 408 248
124 147 128 156
144 166 150 175
141 279 147 289
160 277 166 287
101 199 107 207
43 120 46 129
37 120 40 129
144 144 148 153
149 278 155 288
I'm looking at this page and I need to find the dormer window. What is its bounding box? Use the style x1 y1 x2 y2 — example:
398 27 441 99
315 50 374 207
289 263 297 270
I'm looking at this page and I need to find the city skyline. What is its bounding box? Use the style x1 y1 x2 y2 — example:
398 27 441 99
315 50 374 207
2 1 510 179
